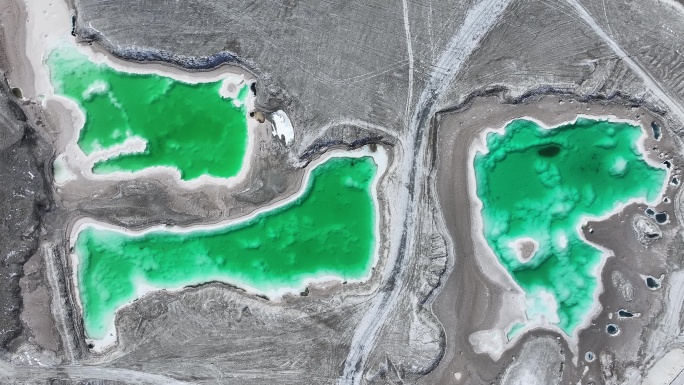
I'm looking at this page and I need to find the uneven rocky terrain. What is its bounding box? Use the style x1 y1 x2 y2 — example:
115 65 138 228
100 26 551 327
1 0 684 383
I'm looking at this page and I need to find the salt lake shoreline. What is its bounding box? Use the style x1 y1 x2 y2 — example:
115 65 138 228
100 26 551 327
11 0 284 190
69 145 390 353
424 95 679 383
466 113 670 359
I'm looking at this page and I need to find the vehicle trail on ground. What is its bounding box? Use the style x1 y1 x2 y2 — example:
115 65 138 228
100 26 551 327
43 245 77 364
338 0 513 382
402 0 414 123
565 0 684 123
0 360 193 385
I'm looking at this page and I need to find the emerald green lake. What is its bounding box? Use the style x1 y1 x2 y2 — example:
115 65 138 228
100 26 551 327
474 118 666 334
75 156 378 339
47 44 249 181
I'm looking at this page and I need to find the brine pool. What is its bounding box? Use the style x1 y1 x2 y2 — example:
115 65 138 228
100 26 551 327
474 117 667 335
47 43 250 181
72 151 385 343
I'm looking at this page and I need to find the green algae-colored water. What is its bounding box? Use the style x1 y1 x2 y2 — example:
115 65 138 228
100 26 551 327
47 44 249 181
75 156 378 339
474 118 666 334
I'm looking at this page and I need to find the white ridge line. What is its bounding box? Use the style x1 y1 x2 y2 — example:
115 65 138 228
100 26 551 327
338 0 513 383
565 0 684 124
0 359 194 385
43 244 76 363
402 0 414 124
298 119 397 154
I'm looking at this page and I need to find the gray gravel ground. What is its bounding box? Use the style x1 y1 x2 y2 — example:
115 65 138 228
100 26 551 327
0 70 49 351
1 0 684 383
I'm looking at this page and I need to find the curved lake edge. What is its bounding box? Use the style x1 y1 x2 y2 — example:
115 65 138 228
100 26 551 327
426 95 681 383
68 145 390 353
47 40 264 189
467 114 669 356
15 0 270 189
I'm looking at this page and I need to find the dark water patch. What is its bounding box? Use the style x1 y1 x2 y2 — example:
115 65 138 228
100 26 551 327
646 207 669 223
651 121 662 140
606 324 620 335
617 309 635 318
537 144 561 157
10 87 22 99
645 276 661 289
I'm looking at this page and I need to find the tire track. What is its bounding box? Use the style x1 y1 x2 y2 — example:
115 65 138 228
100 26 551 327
565 0 684 124
338 0 513 382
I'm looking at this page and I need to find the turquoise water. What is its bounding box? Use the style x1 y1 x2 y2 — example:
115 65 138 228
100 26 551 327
474 118 666 334
75 156 379 339
48 43 249 180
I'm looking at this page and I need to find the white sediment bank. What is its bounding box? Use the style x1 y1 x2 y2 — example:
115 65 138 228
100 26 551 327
272 110 295 145
467 114 669 361
69 145 389 353
53 153 76 185
21 0 273 189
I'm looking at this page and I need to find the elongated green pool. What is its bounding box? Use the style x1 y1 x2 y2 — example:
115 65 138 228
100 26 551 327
74 156 378 340
48 44 249 180
474 118 666 334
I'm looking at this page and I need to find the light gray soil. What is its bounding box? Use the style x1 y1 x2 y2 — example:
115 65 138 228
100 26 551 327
2 0 684 383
